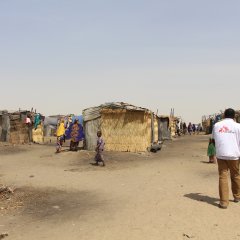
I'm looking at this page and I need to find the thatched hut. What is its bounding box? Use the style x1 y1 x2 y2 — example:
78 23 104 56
0 110 46 144
83 102 159 152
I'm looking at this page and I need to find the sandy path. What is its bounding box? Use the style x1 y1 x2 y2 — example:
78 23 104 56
1 135 240 240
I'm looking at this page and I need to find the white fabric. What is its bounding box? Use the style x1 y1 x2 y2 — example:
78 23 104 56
213 119 240 160
25 117 31 124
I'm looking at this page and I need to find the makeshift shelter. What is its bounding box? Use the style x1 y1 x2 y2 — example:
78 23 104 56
0 110 45 144
158 116 171 141
83 102 159 152
0 110 30 144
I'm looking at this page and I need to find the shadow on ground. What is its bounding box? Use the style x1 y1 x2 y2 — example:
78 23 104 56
184 193 219 207
1 187 110 223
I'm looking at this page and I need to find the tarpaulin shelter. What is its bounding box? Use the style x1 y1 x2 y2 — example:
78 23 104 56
83 102 159 152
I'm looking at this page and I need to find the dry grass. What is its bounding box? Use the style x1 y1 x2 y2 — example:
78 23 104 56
32 124 44 143
101 109 152 152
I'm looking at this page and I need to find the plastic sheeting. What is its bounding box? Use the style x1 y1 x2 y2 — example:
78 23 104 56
83 105 107 150
83 106 102 122
83 102 150 122
84 118 101 150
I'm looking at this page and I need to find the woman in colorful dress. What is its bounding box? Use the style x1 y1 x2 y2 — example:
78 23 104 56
69 119 80 151
56 119 65 153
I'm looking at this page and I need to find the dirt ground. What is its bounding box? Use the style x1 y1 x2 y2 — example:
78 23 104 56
1 135 240 240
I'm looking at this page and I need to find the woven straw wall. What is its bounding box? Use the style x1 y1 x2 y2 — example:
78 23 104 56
9 120 29 144
101 109 152 152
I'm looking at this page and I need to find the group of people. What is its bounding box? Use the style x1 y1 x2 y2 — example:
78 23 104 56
56 118 105 167
177 122 202 136
186 122 202 135
56 117 84 153
209 108 240 209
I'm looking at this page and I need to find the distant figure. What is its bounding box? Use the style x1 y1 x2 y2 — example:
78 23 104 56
188 123 193 135
207 138 216 163
192 124 196 134
176 121 181 136
95 131 105 167
180 122 183 132
183 122 187 135
56 119 65 153
212 108 240 209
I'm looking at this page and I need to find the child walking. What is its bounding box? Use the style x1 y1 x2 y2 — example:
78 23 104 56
207 138 217 163
95 131 105 167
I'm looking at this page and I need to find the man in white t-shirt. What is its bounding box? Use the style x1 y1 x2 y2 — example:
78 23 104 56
212 108 240 209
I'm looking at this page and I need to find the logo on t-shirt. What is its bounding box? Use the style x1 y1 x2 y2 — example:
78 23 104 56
219 126 234 134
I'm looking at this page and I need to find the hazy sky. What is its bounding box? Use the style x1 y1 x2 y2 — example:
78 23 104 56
1 0 240 122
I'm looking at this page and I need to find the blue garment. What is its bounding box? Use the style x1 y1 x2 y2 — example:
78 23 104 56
65 123 85 141
34 114 41 129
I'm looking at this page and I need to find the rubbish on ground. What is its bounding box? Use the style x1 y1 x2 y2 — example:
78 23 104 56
0 233 8 239
0 186 14 194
